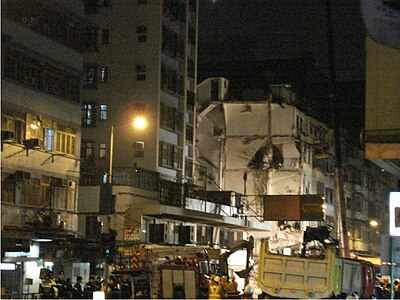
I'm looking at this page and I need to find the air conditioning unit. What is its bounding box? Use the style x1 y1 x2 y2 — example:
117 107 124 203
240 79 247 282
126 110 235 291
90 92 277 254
1 131 14 141
22 17 38 28
230 192 242 208
23 138 43 149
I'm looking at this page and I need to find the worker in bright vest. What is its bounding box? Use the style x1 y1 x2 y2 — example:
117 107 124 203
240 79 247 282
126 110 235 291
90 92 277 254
209 275 222 299
225 275 240 299
220 275 228 297
39 271 58 299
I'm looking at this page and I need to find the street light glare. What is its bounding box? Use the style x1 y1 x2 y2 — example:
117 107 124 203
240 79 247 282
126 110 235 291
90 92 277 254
369 220 378 227
133 116 147 129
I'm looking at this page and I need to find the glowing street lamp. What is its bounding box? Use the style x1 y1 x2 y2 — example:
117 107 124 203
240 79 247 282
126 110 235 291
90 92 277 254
108 116 147 184
133 116 147 130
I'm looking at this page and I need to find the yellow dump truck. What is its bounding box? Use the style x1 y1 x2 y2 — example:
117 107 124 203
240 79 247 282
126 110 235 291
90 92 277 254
257 228 376 298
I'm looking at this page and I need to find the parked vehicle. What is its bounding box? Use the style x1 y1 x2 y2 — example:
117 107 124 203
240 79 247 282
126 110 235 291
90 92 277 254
257 226 377 299
113 244 211 299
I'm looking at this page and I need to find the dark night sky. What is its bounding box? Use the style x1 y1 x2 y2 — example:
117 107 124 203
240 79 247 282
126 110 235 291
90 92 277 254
198 0 366 141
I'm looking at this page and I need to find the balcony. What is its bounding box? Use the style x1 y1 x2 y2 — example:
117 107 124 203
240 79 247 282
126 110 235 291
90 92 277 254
80 167 160 192
4 0 87 53
81 167 244 218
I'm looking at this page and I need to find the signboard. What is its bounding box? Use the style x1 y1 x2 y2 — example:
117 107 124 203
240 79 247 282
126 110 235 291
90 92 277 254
263 194 325 221
390 192 400 236
124 227 140 241
381 235 400 276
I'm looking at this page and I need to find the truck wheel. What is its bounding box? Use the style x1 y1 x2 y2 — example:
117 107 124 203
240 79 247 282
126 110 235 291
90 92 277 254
173 289 185 299
199 289 208 299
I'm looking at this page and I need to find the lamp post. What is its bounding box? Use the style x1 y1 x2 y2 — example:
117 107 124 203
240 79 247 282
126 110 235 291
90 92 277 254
108 116 147 184
108 124 115 184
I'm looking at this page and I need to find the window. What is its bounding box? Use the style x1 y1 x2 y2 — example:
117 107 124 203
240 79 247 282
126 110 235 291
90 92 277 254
138 35 147 43
161 64 182 94
102 29 109 44
52 178 76 210
55 130 76 156
163 0 186 23
84 27 98 51
159 141 174 168
175 110 183 132
316 181 325 194
44 128 55 151
2 173 16 204
185 160 193 178
134 141 144 158
197 225 213 246
133 168 159 191
160 102 177 130
14 120 25 143
84 66 97 88
100 104 108 120
173 146 182 169
325 188 334 204
44 72 61 94
102 0 112 6
82 104 96 126
136 64 146 81
100 67 108 83
188 26 196 45
20 177 40 207
81 142 94 160
4 46 80 103
162 26 184 59
99 143 106 159
137 26 147 42
187 59 195 78
186 125 193 144
137 74 146 81
2 110 26 143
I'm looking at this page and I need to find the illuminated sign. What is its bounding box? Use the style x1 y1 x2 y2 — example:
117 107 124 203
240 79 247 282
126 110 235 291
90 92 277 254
390 192 400 236
124 227 140 241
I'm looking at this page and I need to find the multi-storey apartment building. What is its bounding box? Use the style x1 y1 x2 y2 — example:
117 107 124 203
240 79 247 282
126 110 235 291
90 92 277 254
1 0 86 296
78 1 268 284
342 141 396 259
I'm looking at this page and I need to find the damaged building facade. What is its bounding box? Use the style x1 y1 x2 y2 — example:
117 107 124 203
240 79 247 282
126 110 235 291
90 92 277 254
196 78 396 264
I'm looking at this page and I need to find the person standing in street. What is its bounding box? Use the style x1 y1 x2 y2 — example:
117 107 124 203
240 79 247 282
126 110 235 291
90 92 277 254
106 276 120 299
209 275 222 299
95 276 102 291
73 276 84 299
84 275 97 299
120 274 132 299
55 271 67 299
39 271 58 299
65 278 73 298
225 275 240 299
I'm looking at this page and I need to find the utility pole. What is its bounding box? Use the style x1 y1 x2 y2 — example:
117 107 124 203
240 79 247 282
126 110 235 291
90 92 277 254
266 94 273 196
326 0 350 258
